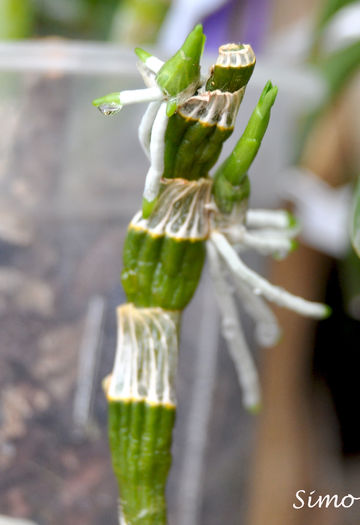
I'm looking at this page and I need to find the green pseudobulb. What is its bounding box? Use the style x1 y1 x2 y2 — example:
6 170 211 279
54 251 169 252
109 400 175 525
162 43 256 182
206 43 256 93
122 227 206 310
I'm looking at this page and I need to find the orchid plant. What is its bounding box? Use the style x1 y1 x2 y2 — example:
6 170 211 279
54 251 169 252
93 25 329 525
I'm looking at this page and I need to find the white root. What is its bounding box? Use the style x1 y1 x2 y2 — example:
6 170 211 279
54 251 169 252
233 278 281 347
143 102 168 203
144 55 164 74
240 230 294 256
211 231 329 319
119 86 163 105
246 209 294 229
223 224 296 257
138 101 162 158
243 227 298 239
207 242 261 410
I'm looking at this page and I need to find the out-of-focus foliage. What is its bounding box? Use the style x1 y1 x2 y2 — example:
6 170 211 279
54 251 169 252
0 0 171 42
310 0 360 105
0 0 35 39
295 0 360 160
313 0 360 261
294 0 360 261
110 0 171 44
313 0 356 35
36 0 120 40
317 40 360 103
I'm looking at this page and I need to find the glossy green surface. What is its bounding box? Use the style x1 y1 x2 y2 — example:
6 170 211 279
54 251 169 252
206 62 255 93
162 42 254 182
213 81 278 213
213 174 251 215
193 126 233 176
163 116 233 180
109 400 175 525
122 228 206 310
156 24 205 97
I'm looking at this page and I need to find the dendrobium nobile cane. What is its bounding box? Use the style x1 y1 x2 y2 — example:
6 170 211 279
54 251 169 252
93 24 330 525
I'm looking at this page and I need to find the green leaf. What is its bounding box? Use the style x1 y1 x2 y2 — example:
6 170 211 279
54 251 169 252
314 0 358 35
214 80 278 187
318 40 360 103
155 24 205 97
0 0 34 39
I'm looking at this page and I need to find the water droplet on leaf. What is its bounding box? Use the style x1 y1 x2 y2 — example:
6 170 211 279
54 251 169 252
98 103 123 116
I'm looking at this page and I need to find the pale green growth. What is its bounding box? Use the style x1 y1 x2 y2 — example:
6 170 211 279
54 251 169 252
142 196 156 219
135 47 152 62
166 98 178 117
92 91 121 108
286 210 299 229
213 81 278 214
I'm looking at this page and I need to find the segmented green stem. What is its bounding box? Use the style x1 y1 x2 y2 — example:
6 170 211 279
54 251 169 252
109 401 175 525
206 43 256 92
94 27 285 525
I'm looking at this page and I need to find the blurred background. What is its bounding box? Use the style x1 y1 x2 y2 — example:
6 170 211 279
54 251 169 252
0 1 360 524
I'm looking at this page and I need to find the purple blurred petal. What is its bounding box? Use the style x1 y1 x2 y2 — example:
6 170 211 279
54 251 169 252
203 0 237 50
242 0 270 51
202 0 270 52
